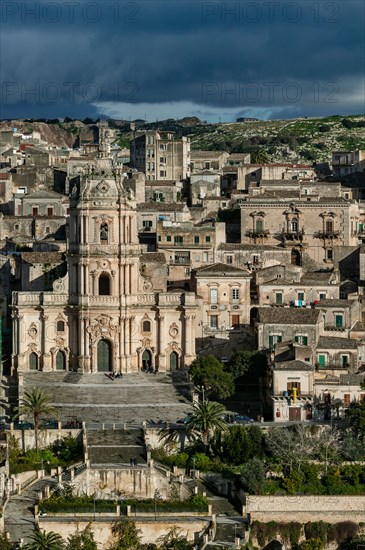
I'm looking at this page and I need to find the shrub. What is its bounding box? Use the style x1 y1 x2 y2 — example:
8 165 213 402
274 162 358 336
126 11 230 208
189 453 213 471
331 521 359 543
304 521 332 543
301 539 325 550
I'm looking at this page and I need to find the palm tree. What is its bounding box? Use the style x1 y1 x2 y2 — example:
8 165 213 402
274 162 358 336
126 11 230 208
251 149 269 164
158 423 198 452
185 400 228 451
15 388 59 452
25 529 64 550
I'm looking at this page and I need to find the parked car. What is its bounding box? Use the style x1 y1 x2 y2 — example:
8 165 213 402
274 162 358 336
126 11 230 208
41 419 59 429
14 420 34 430
176 415 193 425
232 415 254 424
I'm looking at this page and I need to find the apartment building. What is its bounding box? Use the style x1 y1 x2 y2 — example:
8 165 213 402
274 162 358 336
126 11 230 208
131 131 190 181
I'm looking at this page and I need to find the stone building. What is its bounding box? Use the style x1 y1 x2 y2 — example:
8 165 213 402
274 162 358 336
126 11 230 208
256 268 340 307
11 158 198 374
332 150 365 185
190 151 228 172
190 171 221 205
255 307 323 351
240 195 360 267
144 180 183 204
191 263 251 334
156 220 226 288
216 243 292 272
131 131 190 181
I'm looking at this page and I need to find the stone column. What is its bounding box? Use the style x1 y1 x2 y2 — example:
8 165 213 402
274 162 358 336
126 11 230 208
158 314 166 370
184 314 191 356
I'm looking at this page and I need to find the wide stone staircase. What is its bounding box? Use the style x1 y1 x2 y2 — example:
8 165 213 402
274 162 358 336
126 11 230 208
87 427 147 466
20 371 193 426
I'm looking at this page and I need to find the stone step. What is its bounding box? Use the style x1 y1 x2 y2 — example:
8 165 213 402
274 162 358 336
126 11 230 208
89 445 146 465
21 371 193 424
87 428 144 446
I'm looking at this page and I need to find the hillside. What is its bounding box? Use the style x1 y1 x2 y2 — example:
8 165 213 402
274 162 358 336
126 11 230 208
2 114 364 164
0 120 93 148
187 115 365 163
120 114 365 163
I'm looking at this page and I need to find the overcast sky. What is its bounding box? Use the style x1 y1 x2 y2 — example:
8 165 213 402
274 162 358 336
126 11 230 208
1 0 364 121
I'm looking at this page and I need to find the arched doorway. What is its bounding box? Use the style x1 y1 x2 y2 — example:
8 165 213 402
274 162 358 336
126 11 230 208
291 248 301 266
97 339 112 372
142 349 152 371
29 352 38 370
170 351 179 371
56 350 66 371
98 273 111 296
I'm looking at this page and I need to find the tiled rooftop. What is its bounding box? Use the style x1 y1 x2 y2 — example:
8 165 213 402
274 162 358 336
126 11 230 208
317 336 358 349
257 307 320 324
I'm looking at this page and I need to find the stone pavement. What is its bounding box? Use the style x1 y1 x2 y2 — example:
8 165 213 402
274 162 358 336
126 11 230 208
4 477 57 544
21 371 194 426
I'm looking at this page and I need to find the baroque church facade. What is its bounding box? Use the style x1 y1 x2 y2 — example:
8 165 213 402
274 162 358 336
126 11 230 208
11 151 198 374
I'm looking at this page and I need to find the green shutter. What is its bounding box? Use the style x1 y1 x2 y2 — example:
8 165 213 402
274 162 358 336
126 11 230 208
318 355 325 367
276 293 282 305
303 336 308 345
269 336 274 350
335 315 343 328
256 219 263 232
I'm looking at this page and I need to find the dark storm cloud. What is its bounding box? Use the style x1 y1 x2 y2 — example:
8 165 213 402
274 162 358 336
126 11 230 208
0 0 364 120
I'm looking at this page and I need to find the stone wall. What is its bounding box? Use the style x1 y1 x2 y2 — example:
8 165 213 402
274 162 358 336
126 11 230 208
246 495 365 523
10 428 82 452
71 465 190 501
39 517 209 547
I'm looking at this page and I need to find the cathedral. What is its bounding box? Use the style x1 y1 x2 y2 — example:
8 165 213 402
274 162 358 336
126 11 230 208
11 138 198 374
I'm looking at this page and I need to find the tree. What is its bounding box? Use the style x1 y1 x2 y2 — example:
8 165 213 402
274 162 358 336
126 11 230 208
251 149 269 164
108 519 141 550
25 529 64 550
189 355 234 399
221 425 264 464
240 458 266 494
156 528 194 549
186 400 227 451
158 423 197 452
348 399 365 443
313 426 341 474
267 425 316 474
227 351 266 379
65 526 97 550
15 388 59 452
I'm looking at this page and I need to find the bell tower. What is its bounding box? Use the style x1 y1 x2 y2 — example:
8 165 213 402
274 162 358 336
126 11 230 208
68 161 145 373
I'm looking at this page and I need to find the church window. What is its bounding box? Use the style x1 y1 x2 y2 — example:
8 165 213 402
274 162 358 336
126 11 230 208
99 273 111 296
100 223 108 242
57 321 65 332
142 320 151 333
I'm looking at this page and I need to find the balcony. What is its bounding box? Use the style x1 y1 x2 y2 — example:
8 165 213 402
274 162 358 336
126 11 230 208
315 230 341 239
281 229 305 244
246 229 270 238
172 256 191 265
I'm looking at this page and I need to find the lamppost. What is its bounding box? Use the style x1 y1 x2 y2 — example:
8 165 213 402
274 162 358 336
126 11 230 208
200 385 205 404
154 489 161 520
